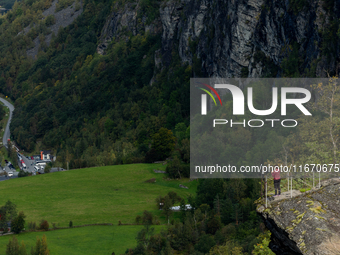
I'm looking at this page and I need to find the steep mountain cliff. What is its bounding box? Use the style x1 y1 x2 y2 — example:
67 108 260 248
1 0 340 167
97 0 340 78
257 178 340 255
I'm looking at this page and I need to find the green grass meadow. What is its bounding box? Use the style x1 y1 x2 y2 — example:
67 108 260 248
0 163 197 254
0 225 165 255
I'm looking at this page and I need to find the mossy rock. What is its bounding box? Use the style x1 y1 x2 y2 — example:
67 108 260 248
306 200 314 206
286 226 295 232
315 215 325 220
309 206 326 214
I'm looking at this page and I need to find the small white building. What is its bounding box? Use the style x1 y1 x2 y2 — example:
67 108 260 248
170 204 192 211
40 150 55 161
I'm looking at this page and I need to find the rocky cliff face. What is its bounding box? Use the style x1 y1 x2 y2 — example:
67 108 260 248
257 178 340 255
97 0 340 78
19 0 83 58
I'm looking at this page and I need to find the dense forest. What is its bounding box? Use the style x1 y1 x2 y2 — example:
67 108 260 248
0 0 191 169
0 0 338 170
125 178 268 255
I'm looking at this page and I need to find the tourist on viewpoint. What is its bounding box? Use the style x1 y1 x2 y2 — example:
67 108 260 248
272 166 281 196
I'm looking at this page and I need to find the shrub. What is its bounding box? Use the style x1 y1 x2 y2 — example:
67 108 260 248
145 178 156 183
55 0 74 12
18 170 29 177
167 191 181 204
142 211 153 225
44 164 51 173
69 221 73 228
75 2 81 11
166 157 189 178
135 215 142 224
28 222 36 231
45 15 55 26
152 216 160 225
39 220 49 231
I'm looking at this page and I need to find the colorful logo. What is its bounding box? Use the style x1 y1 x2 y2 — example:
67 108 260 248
196 82 222 106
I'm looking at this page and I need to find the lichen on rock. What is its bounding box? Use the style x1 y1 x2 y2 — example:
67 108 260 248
258 178 340 254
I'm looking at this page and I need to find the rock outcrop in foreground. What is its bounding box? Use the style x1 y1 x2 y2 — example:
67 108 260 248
257 178 340 255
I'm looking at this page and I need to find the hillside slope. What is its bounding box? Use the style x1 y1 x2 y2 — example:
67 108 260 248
0 0 339 167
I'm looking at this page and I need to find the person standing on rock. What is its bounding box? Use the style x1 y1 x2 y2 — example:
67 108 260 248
271 166 281 196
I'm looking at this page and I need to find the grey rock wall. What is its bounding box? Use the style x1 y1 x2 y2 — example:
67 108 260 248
21 0 83 58
97 0 340 78
257 178 340 254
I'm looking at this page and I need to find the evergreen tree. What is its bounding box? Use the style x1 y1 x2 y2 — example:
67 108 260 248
6 236 19 255
11 211 26 234
0 200 17 234
30 235 49 255
19 241 27 255
162 196 173 224
231 203 243 226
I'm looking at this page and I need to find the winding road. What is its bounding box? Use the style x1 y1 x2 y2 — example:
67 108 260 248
0 99 41 174
0 97 14 148
0 97 18 178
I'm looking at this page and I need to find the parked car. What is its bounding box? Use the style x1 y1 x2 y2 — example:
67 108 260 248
34 166 39 172
7 172 13 177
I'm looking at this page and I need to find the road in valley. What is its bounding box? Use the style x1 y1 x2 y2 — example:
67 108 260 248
0 97 19 177
0 97 52 176
0 97 14 148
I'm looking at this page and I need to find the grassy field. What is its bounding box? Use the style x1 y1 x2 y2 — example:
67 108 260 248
0 225 165 255
0 163 197 254
0 163 197 226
